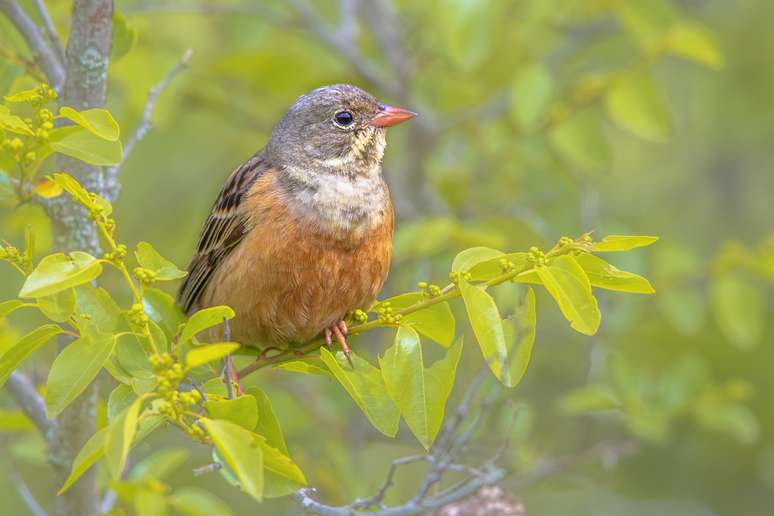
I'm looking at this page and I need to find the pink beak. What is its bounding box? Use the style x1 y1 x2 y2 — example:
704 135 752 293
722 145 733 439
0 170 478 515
369 104 417 128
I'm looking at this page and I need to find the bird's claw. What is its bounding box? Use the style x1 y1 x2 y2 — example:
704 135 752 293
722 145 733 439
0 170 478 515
325 321 353 368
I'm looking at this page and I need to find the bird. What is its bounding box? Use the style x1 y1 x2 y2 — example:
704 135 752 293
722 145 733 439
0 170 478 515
177 84 416 373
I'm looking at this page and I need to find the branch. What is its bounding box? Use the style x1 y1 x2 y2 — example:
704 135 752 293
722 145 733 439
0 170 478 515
238 237 581 379
0 0 65 90
104 48 193 201
287 0 399 96
5 371 56 439
32 0 65 63
8 461 48 516
292 365 506 515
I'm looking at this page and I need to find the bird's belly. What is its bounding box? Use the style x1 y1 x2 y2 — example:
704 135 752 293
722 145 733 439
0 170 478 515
202 209 392 348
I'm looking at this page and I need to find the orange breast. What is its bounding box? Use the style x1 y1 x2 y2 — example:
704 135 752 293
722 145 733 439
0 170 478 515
201 172 393 347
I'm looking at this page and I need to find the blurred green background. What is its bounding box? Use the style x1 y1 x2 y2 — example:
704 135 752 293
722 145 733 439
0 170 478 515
1 0 773 514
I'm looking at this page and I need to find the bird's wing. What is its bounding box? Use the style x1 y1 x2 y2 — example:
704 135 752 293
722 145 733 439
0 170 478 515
177 152 271 313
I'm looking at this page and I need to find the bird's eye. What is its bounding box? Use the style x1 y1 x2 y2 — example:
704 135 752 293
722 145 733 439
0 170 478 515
333 110 355 128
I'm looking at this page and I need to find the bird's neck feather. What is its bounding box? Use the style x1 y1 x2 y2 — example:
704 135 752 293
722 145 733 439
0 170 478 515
278 162 391 240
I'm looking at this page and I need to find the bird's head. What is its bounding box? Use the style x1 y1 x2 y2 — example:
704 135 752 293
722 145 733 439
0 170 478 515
267 84 416 176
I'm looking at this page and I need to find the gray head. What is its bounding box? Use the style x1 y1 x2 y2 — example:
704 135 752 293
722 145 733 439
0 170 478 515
266 84 415 175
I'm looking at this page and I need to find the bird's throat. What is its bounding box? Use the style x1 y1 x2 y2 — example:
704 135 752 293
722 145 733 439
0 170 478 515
280 164 391 240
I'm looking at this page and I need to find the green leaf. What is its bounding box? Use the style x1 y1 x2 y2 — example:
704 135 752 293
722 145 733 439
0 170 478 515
0 105 33 135
468 252 530 282
536 255 600 335
0 300 29 318
135 242 187 281
185 343 240 371
37 288 76 322
169 487 235 516
112 11 138 61
451 247 504 273
500 287 537 388
59 414 163 494
46 332 116 417
115 334 154 379
4 87 41 103
372 293 455 347
659 288 706 336
248 387 289 454
19 252 103 298
380 328 462 448
618 0 677 50
179 306 235 345
108 384 136 423
403 302 456 348
58 426 109 494
319 348 400 437
50 126 123 165
549 109 611 171
711 274 764 350
274 359 332 377
201 418 265 502
590 235 659 252
142 287 186 339
59 107 120 141
665 23 723 70
559 385 621 413
605 70 671 142
510 63 554 129
49 172 112 215
129 447 188 480
694 400 759 445
0 325 63 386
260 436 307 498
458 278 514 382
204 395 258 430
105 394 148 479
134 491 167 516
575 253 655 294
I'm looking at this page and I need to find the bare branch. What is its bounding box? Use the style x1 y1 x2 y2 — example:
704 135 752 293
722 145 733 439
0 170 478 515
351 454 427 510
32 0 65 63
292 365 503 515
8 462 48 516
0 0 65 89
288 0 399 96
104 48 193 201
193 462 222 476
5 371 56 439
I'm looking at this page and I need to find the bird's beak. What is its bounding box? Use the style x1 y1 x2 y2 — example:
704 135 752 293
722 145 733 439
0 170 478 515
369 104 417 128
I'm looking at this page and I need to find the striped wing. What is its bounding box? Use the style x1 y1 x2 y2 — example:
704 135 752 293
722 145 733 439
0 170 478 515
177 151 270 313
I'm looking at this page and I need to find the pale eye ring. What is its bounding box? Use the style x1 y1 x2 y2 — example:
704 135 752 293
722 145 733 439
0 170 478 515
333 110 355 128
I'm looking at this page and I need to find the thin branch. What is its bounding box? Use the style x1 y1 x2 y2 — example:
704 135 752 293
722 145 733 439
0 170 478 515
97 490 117 515
104 48 193 201
8 462 48 516
0 0 64 89
287 0 399 96
32 0 65 63
193 462 222 476
293 364 503 515
5 371 56 439
351 455 427 510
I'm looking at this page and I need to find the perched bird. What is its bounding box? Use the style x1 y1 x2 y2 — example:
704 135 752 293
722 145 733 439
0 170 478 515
177 84 415 366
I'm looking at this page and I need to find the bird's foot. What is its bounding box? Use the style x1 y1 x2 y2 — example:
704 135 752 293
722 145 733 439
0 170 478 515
324 320 353 368
221 317 243 397
223 354 244 398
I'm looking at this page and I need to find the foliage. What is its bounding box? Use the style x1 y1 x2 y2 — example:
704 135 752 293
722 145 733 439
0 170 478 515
2 0 773 514
0 86 661 508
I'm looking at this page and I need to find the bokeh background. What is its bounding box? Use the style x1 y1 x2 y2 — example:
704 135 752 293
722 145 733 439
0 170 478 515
1 0 773 514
